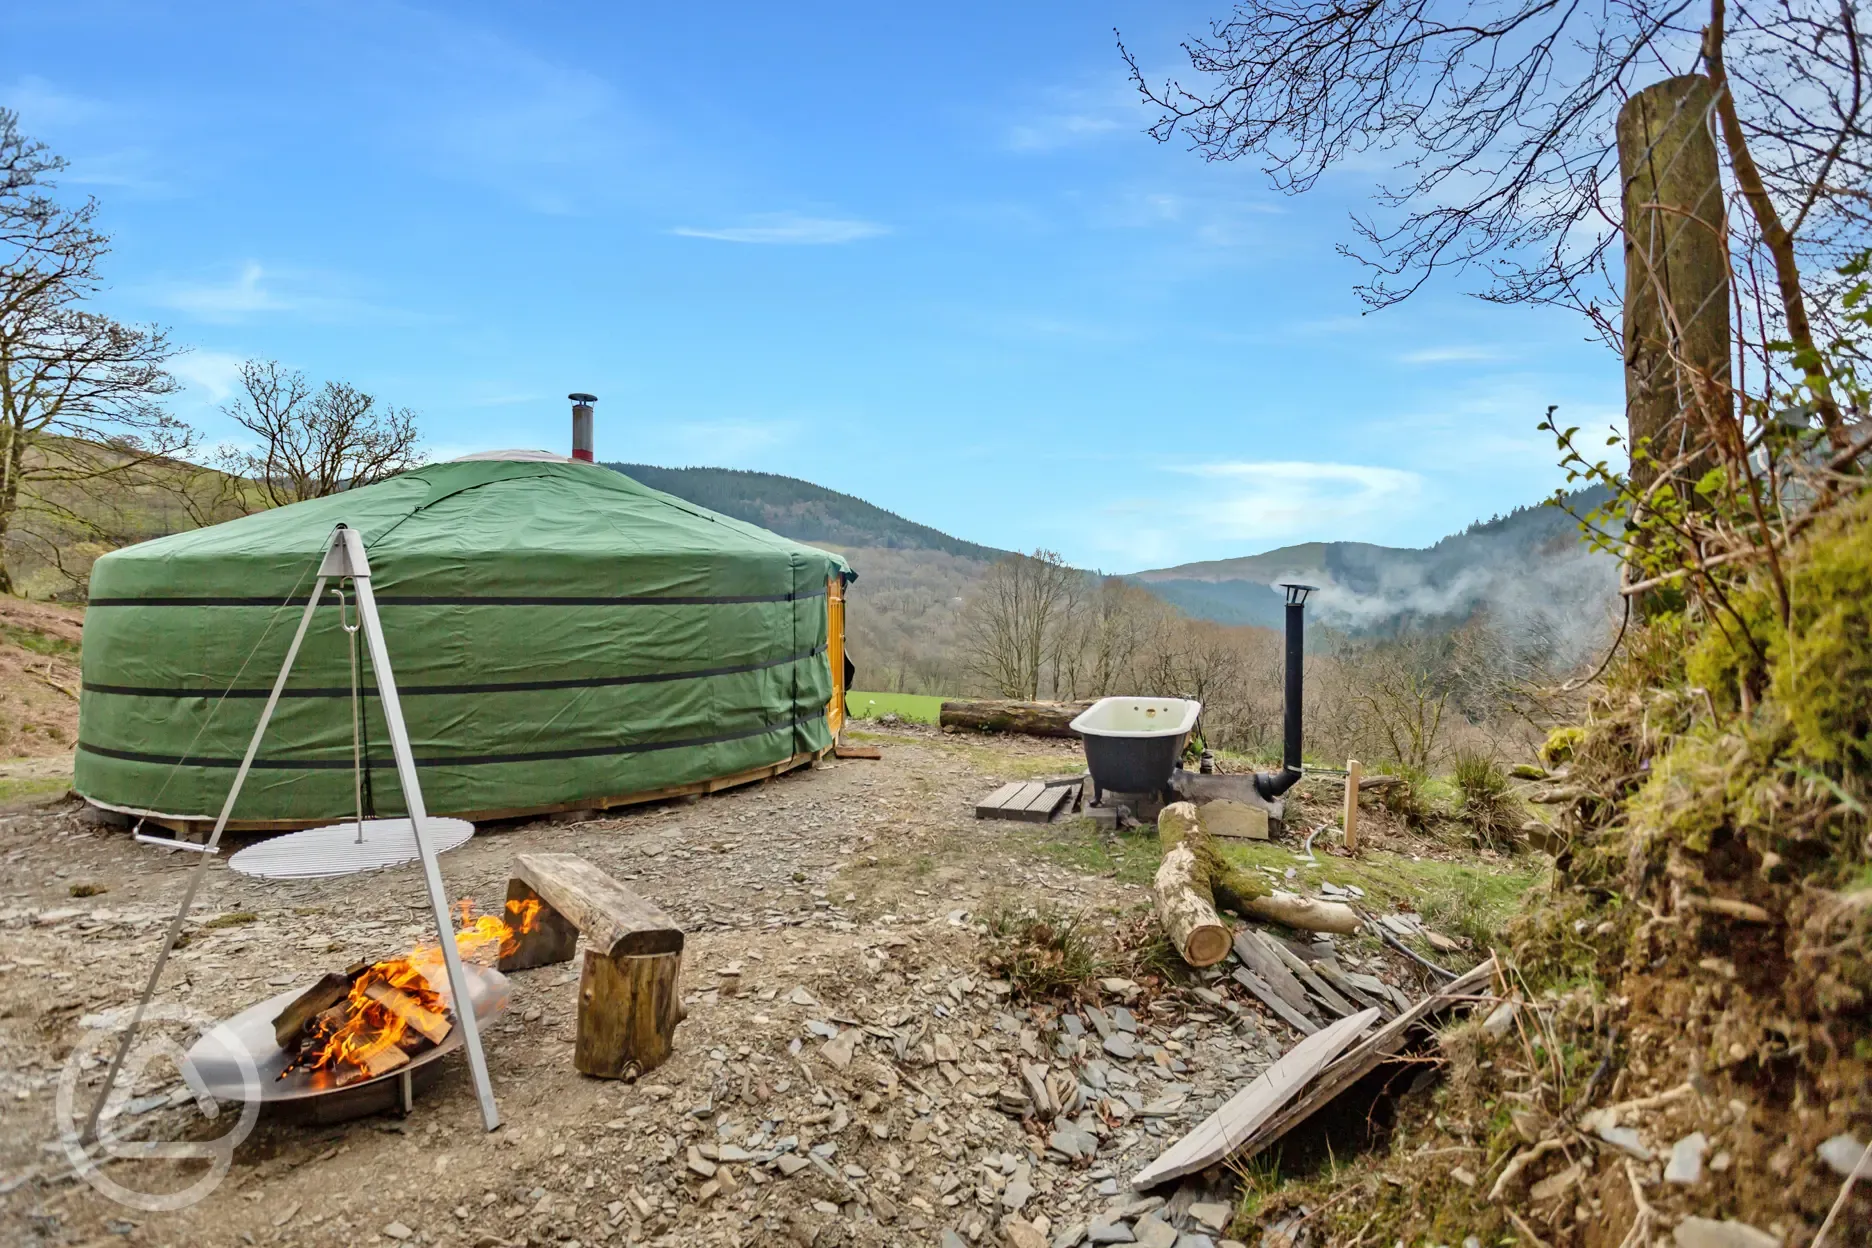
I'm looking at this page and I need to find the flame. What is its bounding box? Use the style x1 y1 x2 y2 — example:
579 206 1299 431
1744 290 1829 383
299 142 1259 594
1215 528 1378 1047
282 896 541 1083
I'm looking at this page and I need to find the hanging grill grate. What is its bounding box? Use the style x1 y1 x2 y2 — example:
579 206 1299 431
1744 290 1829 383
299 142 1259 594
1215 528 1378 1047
227 816 476 880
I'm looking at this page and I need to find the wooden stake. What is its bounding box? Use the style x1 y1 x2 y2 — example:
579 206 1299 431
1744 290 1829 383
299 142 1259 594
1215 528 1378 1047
1616 75 1731 601
1342 759 1363 853
575 950 687 1079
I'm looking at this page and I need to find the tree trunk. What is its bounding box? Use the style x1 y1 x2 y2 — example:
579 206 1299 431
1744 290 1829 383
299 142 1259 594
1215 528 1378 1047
575 949 687 1079
1616 75 1733 571
939 698 1092 738
0 417 22 597
1152 844 1232 967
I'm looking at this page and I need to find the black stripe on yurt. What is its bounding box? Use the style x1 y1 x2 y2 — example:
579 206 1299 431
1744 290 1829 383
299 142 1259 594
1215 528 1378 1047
86 587 828 607
76 710 825 771
81 646 825 699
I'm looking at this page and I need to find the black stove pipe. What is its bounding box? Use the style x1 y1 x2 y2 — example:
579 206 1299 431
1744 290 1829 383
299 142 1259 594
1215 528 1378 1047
1254 583 1316 800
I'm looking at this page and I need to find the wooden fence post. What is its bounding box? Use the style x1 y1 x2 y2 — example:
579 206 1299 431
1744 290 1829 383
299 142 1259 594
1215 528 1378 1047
1616 75 1732 600
1342 759 1363 853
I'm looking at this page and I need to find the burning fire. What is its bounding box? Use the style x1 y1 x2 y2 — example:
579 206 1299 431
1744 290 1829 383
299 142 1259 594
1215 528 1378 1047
282 896 541 1084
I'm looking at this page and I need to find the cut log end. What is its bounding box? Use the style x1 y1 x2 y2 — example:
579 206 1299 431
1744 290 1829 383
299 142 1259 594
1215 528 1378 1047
1153 843 1232 968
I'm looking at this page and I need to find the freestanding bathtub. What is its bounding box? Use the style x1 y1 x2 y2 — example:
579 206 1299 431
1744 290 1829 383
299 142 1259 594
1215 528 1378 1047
1069 697 1202 802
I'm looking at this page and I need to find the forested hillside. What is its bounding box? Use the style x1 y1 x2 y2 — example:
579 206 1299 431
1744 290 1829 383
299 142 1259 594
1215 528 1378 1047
1132 488 1616 662
608 464 1006 560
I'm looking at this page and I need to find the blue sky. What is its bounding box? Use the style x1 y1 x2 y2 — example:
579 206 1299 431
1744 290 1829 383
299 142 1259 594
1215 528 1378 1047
4 1 1620 571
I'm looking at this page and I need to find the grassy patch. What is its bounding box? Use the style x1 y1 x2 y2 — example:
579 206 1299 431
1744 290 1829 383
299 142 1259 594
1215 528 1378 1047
1214 840 1537 952
1026 818 1164 885
0 773 71 806
0 620 80 659
846 690 946 724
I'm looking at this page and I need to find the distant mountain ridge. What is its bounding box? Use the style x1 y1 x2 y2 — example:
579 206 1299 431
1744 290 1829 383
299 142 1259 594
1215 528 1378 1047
607 463 1006 561
1131 488 1618 656
606 459 1619 672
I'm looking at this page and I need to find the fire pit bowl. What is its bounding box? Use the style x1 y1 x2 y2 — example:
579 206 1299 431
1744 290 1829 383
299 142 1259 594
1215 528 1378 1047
183 963 510 1124
1070 697 1201 803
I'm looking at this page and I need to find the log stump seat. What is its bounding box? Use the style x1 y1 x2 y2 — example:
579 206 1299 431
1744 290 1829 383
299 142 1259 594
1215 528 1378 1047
497 852 686 1079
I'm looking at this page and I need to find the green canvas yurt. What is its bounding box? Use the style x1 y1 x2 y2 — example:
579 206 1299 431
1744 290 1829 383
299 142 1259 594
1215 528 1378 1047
76 455 852 826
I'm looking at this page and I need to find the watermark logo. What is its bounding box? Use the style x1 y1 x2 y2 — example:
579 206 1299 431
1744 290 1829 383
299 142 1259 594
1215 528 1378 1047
55 1002 260 1212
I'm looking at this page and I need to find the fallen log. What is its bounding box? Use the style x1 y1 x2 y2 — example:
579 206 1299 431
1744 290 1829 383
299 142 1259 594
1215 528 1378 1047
1242 892 1362 936
938 699 1092 739
1153 845 1232 967
1157 803 1360 936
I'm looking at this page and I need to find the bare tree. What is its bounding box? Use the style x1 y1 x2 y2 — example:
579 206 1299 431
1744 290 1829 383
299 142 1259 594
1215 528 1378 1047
216 359 424 510
0 109 190 594
960 550 1082 699
1055 576 1171 698
1121 0 1870 447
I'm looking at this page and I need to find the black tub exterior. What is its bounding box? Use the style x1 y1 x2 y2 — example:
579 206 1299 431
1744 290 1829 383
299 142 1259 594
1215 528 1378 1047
1079 730 1188 800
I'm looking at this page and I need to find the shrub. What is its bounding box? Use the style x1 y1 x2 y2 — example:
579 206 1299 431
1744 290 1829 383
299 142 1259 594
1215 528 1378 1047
980 901 1107 1000
1452 750 1523 850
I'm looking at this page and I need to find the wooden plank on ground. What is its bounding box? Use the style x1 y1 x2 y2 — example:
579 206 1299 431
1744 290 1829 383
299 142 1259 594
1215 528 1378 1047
1241 958 1497 1163
1315 962 1396 1020
1298 969 1359 1019
834 744 882 760
1232 931 1311 1013
974 783 1024 818
1232 967 1319 1036
1131 1008 1379 1189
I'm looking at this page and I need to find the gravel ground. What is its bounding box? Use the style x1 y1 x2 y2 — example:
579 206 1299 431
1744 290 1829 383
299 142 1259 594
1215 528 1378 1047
0 727 1456 1248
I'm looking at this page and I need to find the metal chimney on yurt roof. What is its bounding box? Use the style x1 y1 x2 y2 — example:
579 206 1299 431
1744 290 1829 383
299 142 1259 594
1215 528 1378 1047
569 393 597 462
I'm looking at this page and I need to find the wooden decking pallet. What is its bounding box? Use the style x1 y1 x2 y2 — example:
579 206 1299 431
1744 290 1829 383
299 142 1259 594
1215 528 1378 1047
974 778 1081 823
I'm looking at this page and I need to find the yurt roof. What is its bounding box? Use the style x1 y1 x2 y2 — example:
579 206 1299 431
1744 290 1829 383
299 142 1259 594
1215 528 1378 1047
90 459 851 600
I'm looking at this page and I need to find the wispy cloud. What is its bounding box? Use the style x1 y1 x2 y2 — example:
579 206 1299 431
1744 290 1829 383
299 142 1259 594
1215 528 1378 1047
2 75 109 127
168 349 248 402
155 262 297 321
1002 82 1138 153
1399 344 1505 364
149 261 402 325
1172 460 1424 539
1082 459 1428 567
1007 112 1123 153
670 214 889 245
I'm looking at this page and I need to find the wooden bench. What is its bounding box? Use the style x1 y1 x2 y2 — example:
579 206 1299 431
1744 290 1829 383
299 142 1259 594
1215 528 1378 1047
497 853 686 1079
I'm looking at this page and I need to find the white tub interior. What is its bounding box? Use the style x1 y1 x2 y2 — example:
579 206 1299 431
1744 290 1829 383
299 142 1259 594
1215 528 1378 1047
1070 697 1201 738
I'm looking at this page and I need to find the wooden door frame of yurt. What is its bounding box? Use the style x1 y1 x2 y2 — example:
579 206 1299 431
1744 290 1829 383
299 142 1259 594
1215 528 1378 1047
826 573 847 740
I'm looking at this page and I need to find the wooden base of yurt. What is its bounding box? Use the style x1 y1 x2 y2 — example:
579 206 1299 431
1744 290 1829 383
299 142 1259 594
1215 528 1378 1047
88 746 830 839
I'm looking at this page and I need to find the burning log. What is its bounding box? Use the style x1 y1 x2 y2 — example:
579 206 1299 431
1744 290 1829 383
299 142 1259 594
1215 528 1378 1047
272 963 367 1049
363 980 452 1046
336 1042 410 1087
273 897 539 1086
